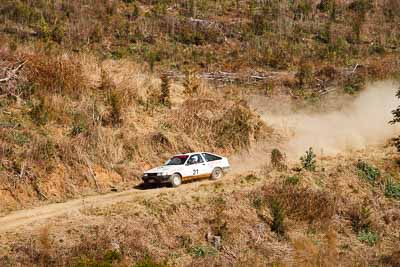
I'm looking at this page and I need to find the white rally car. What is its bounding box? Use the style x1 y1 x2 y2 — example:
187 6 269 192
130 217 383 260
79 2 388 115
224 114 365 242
142 152 230 187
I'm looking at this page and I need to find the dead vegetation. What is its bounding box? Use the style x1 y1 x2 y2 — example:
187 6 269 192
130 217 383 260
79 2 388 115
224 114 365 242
1 147 399 266
0 48 268 214
0 1 399 266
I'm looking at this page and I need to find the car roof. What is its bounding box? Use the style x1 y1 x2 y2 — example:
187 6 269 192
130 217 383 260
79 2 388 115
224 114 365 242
174 152 220 157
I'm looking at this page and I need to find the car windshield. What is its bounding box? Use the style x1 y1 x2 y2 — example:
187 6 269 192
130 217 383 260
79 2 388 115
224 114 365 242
165 155 189 165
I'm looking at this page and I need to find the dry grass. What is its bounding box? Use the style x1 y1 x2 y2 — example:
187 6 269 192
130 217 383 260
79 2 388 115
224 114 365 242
0 47 270 214
168 98 269 153
262 181 337 224
26 54 87 97
2 148 399 266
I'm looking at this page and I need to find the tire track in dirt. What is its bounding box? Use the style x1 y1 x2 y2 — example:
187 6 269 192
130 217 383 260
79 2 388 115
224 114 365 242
0 177 227 233
0 188 156 233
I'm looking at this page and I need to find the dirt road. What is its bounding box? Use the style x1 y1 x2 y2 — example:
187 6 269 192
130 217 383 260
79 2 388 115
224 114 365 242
0 178 224 234
0 186 165 233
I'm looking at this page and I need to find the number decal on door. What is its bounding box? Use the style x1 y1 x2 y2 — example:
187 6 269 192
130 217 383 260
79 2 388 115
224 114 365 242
193 169 199 175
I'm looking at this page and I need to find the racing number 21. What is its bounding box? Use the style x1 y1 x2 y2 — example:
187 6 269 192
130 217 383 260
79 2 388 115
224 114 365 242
193 169 199 175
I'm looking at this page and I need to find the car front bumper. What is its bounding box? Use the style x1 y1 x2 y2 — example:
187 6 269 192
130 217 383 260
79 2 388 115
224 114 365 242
142 175 171 184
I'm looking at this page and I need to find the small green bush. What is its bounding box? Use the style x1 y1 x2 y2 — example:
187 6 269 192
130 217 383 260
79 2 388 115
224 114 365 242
384 176 400 199
285 175 300 185
252 195 263 210
189 245 217 258
270 200 285 236
300 147 317 171
369 42 385 55
343 74 366 94
356 160 380 184
357 230 378 246
103 250 122 263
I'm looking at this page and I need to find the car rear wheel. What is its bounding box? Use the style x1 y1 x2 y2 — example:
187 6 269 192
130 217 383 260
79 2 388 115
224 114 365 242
211 167 223 180
170 173 182 188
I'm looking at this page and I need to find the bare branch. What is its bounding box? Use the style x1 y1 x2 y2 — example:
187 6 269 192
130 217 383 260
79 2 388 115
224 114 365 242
0 60 27 83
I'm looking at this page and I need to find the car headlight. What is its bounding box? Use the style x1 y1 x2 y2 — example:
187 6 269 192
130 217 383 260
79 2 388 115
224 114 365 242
157 172 168 176
144 173 148 176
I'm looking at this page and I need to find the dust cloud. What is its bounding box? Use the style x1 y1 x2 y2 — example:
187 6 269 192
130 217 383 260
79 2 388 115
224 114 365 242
254 80 400 160
230 80 400 173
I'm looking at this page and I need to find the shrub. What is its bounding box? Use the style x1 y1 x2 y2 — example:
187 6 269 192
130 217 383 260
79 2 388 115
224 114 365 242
300 147 317 171
145 50 161 72
263 182 336 222
285 175 300 185
29 96 49 125
317 0 335 13
183 69 199 96
215 104 258 151
368 42 385 55
108 90 123 126
270 200 285 236
160 73 170 107
70 120 88 137
349 205 372 233
343 74 366 94
271 148 286 170
349 0 374 14
390 88 400 152
291 0 313 20
189 246 218 258
384 176 400 199
26 55 86 97
98 70 123 127
76 249 122 267
296 60 314 89
99 69 115 92
252 195 263 210
357 230 378 246
356 160 380 185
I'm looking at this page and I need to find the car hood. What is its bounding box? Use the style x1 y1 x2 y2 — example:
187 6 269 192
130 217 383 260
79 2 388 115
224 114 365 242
144 165 183 174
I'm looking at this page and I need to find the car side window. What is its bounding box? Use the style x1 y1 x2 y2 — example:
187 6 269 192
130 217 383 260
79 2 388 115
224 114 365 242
202 153 222 162
188 154 204 164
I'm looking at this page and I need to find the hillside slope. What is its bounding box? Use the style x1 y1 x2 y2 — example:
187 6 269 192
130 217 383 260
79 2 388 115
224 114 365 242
0 145 400 266
0 0 400 266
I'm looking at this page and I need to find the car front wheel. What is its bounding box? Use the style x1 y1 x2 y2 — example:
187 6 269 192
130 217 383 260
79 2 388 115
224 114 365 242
211 167 223 180
170 173 182 187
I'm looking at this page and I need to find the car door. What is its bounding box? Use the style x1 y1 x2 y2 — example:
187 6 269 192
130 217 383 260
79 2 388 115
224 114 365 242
183 154 212 180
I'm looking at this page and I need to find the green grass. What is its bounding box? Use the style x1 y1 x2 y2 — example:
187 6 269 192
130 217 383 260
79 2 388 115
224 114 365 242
357 230 378 246
384 176 400 199
356 160 380 185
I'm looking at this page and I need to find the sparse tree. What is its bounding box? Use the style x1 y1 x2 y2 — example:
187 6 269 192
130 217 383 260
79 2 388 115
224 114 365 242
390 87 400 151
271 148 286 170
183 69 199 96
99 68 115 92
296 60 314 89
160 73 171 107
300 147 317 171
270 200 285 236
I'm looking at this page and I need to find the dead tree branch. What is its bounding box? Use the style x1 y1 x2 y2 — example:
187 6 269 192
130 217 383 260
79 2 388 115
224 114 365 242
84 156 100 192
0 61 27 83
